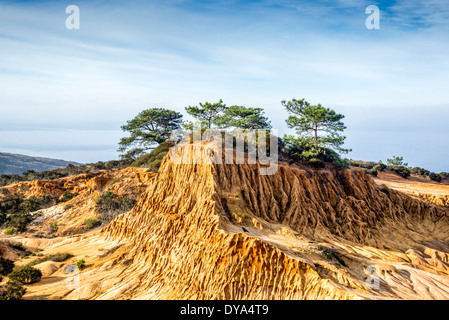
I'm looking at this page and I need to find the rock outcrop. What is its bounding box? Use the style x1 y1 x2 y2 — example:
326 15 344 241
6 142 449 300
0 167 154 236
97 142 449 299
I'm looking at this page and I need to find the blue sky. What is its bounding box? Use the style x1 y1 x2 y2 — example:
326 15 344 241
0 0 448 171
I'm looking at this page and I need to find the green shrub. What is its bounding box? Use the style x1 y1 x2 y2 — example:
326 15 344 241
391 166 411 179
439 172 449 181
4 227 13 235
132 141 172 172
334 157 350 168
85 218 101 230
368 168 378 177
49 222 58 234
322 250 332 260
48 253 74 262
0 195 57 232
29 252 74 266
8 265 42 284
410 167 430 176
9 242 26 252
0 281 27 300
94 191 117 212
0 257 14 276
119 197 137 212
429 173 443 183
19 197 43 214
9 212 32 232
349 160 376 170
318 246 347 267
282 135 349 168
76 259 85 270
308 158 324 168
373 162 387 172
401 168 411 179
94 191 137 224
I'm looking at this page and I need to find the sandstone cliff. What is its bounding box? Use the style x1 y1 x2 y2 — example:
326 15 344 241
5 142 449 300
98 142 449 299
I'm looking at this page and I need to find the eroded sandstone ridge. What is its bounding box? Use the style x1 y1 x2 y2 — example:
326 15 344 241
92 142 449 299
5 142 449 300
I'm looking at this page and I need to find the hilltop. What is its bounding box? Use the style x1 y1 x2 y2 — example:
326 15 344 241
0 152 80 175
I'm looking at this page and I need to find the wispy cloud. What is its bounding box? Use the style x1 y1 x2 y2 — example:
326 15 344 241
0 0 448 168
383 0 449 30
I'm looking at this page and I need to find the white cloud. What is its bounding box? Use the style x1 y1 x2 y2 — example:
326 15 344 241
0 0 448 169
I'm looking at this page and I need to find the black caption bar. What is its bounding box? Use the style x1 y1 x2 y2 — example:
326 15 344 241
3 300 443 319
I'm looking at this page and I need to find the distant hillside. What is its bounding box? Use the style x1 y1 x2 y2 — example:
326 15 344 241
0 152 80 175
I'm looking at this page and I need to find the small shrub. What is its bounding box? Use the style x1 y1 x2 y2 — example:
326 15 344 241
391 166 411 179
0 281 27 300
429 173 443 183
76 259 85 270
308 158 324 168
401 168 411 179
373 162 386 172
133 141 172 172
49 222 58 234
410 167 430 176
0 257 15 276
317 246 347 267
9 212 33 232
322 250 332 260
29 252 74 266
4 227 13 235
19 197 42 214
94 191 118 212
48 253 74 262
94 191 137 225
334 157 350 168
368 168 378 177
119 197 137 212
9 242 26 252
9 265 42 284
85 218 101 230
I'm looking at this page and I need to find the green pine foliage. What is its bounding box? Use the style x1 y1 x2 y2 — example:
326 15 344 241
118 108 183 160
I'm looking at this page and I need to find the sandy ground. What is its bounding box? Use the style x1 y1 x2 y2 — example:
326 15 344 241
374 171 449 197
3 167 449 300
